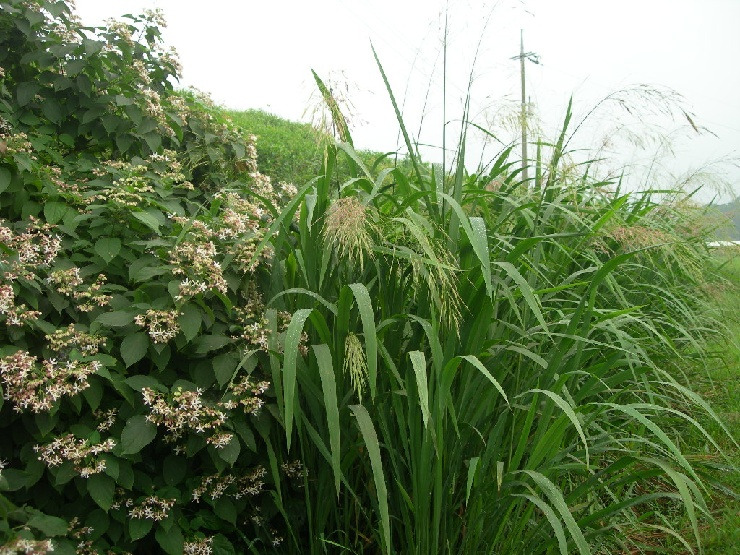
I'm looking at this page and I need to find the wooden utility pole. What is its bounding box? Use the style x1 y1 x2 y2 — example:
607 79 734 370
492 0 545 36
511 30 539 186
519 30 528 184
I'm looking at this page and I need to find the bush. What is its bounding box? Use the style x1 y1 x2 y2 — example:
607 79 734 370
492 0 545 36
0 2 298 552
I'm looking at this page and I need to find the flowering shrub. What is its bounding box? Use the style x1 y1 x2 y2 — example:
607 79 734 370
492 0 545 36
0 2 298 552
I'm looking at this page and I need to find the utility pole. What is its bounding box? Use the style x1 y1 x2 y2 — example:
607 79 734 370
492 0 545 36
511 30 539 185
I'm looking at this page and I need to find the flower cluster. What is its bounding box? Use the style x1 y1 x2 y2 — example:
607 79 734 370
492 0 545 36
281 460 308 481
0 351 102 413
46 324 105 355
134 309 181 343
67 517 96 555
170 239 228 298
191 466 267 502
183 537 213 555
0 283 40 326
141 386 227 441
34 434 116 477
128 495 176 521
224 376 269 414
0 538 54 555
607 225 671 251
0 131 34 158
0 218 61 281
94 408 118 432
45 268 110 311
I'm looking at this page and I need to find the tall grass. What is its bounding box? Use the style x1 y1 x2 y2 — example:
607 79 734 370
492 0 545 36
248 51 736 554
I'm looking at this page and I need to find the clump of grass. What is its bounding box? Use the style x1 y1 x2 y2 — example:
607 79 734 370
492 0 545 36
247 40 734 555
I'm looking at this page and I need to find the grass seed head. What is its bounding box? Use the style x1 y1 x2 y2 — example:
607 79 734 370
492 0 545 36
324 197 377 270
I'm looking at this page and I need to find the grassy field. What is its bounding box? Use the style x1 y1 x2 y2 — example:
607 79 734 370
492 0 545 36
671 253 740 553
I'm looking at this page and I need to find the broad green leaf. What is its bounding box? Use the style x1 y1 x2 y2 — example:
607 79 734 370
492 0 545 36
178 304 201 342
43 201 68 224
129 517 153 541
121 332 148 368
0 167 11 193
16 82 40 107
312 344 341 496
121 415 157 455
95 310 135 327
350 404 390 555
155 524 184 554
213 352 239 387
214 498 237 525
94 237 121 263
283 308 313 451
194 335 232 354
87 473 114 511
217 435 240 466
132 211 161 233
27 514 69 536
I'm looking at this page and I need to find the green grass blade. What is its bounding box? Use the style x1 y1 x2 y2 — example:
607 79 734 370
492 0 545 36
350 404 391 555
409 350 431 430
312 344 341 497
521 470 591 555
283 308 314 451
527 388 589 468
349 283 378 399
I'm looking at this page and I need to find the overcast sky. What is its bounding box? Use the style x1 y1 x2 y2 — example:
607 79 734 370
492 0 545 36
73 0 739 201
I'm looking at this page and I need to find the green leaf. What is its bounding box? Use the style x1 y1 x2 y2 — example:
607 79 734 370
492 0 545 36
178 304 201 342
214 498 237 525
94 237 121 263
466 457 479 506
41 99 63 124
0 167 11 193
128 517 153 541
194 335 232 354
121 332 149 368
125 375 167 393
132 211 161 233
211 534 236 555
87 473 114 511
217 435 240 466
313 344 341 496
213 352 238 387
16 82 40 107
283 308 313 451
350 404 390 555
521 470 590 555
95 311 135 327
27 514 69 536
409 351 431 429
121 415 157 455
155 524 184 554
43 201 68 225
349 283 378 398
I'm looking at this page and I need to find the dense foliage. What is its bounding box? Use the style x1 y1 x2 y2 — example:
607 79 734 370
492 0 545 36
0 2 735 554
0 2 299 552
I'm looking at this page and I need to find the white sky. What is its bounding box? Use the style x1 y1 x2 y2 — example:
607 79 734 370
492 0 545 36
73 0 740 201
